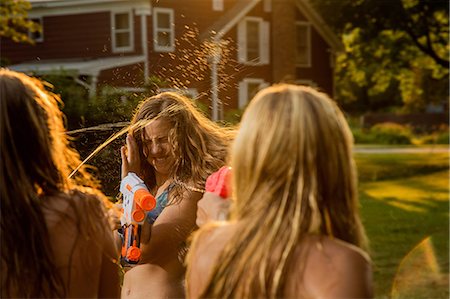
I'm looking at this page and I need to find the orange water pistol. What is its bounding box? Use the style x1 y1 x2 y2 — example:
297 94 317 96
120 172 156 264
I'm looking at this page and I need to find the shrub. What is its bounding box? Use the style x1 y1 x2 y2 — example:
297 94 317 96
369 122 412 145
419 125 450 145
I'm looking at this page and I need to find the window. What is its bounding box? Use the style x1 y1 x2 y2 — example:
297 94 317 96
212 0 224 11
295 22 311 67
238 78 268 108
112 11 134 52
237 17 270 65
28 18 43 43
153 8 175 52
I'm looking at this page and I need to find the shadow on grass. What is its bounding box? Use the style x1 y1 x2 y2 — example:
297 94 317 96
360 190 449 299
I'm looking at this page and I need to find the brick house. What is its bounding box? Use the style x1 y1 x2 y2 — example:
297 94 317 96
2 0 342 120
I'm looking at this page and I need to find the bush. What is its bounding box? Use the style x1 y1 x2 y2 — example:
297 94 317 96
370 122 412 145
418 125 449 145
354 122 412 145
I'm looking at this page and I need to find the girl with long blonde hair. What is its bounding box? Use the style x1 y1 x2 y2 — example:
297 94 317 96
0 69 120 298
186 84 373 299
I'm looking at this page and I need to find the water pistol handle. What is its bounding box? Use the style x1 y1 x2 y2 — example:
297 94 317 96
205 166 232 199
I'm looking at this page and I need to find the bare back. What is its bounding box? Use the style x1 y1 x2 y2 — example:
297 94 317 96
41 190 120 298
187 223 373 299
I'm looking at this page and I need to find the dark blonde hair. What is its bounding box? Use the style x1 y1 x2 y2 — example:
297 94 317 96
130 92 234 202
0 69 104 297
191 84 368 298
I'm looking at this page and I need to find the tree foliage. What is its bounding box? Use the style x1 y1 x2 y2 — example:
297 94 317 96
0 0 41 44
310 0 449 112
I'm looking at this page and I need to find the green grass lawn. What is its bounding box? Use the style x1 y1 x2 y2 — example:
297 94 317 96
355 151 449 299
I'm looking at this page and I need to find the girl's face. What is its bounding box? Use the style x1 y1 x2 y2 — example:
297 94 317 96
142 118 176 178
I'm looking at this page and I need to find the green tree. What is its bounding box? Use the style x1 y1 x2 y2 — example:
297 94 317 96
310 0 449 112
0 0 41 44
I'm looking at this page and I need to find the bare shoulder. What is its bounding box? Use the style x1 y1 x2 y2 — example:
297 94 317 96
186 222 237 298
298 235 373 299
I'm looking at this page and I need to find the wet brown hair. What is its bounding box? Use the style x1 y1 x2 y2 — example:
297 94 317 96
0 69 104 297
130 91 234 202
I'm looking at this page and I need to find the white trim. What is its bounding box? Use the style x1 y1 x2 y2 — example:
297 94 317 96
237 17 269 65
111 10 134 53
29 0 151 18
28 17 44 43
238 78 268 108
140 14 149 81
153 7 175 52
8 55 145 77
295 21 311 67
294 0 343 51
212 0 224 11
213 0 260 40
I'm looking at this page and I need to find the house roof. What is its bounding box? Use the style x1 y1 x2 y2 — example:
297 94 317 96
295 0 343 51
200 0 261 41
28 0 151 17
8 55 146 77
200 0 342 51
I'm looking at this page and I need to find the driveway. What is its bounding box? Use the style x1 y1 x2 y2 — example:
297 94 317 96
354 145 449 154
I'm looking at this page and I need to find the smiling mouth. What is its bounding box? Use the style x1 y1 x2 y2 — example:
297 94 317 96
153 157 166 164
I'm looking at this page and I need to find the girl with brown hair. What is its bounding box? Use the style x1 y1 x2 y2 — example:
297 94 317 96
0 69 120 298
120 92 234 298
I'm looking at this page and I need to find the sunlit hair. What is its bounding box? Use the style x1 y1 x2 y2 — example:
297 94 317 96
0 69 104 297
130 91 234 202
191 84 368 298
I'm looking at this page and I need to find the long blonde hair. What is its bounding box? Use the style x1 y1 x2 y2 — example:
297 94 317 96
193 84 367 298
130 92 234 201
0 69 106 297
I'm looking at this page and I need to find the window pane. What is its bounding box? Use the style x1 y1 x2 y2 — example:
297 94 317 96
157 13 170 29
246 21 260 61
296 25 308 65
116 32 130 47
157 31 171 47
115 13 129 30
29 18 42 41
247 82 261 102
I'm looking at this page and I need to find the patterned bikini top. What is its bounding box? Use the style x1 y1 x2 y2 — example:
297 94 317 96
146 183 174 224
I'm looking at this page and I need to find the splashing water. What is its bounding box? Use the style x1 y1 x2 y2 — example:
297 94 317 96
68 103 185 179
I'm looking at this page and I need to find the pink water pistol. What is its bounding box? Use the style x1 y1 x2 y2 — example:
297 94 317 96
205 166 232 199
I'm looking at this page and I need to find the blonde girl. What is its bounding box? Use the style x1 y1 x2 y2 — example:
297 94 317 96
186 84 372 299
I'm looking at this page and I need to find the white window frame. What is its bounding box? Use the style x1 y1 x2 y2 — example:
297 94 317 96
28 17 43 43
238 78 269 108
237 17 270 65
111 10 134 53
295 21 312 67
153 7 175 52
212 0 224 11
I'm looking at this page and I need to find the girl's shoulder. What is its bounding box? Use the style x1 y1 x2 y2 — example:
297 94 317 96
289 235 373 298
42 189 110 234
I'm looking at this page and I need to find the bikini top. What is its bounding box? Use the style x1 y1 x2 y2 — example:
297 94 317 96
146 183 174 224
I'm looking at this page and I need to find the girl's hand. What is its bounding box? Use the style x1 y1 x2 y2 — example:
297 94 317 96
121 134 141 179
107 203 123 231
196 192 230 227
